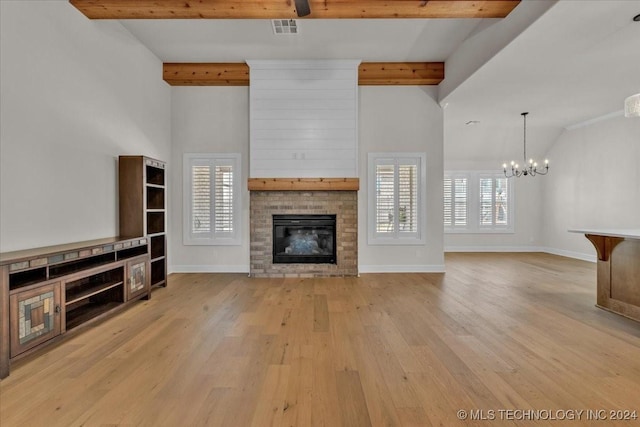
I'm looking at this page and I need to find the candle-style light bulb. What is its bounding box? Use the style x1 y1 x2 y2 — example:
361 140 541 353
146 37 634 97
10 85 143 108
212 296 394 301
529 158 534 164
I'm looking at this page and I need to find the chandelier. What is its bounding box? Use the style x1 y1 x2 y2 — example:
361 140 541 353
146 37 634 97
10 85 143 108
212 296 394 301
625 93 640 118
503 112 549 178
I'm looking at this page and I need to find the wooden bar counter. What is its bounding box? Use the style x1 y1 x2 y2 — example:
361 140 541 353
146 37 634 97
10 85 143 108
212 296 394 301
570 229 640 322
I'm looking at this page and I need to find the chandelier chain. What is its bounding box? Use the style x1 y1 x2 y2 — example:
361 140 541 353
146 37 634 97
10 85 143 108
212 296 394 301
523 112 527 163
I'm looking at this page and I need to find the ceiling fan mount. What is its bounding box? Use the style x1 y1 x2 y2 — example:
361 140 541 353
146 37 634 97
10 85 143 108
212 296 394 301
294 0 311 17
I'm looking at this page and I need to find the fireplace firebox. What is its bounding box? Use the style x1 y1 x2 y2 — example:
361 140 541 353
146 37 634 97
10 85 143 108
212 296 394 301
272 215 336 264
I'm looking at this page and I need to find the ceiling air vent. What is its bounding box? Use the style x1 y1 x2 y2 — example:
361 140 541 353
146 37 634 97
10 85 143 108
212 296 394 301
272 19 299 35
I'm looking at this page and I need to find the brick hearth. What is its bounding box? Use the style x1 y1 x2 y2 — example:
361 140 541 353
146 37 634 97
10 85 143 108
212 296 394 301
250 191 358 277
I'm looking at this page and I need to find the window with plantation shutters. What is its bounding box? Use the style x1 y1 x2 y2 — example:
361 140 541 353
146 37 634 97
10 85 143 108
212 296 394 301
369 153 426 244
184 153 241 245
444 171 513 233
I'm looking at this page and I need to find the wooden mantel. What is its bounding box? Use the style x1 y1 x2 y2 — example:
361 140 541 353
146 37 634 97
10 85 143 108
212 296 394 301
248 178 359 191
70 1 520 19
163 62 444 86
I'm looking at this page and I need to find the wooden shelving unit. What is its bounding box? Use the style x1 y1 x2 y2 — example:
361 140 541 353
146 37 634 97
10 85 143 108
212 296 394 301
0 236 150 378
119 156 167 289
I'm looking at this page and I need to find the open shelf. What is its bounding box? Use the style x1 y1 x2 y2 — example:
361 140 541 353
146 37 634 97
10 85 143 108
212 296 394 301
9 267 47 291
49 253 116 279
65 267 124 305
146 165 165 186
65 301 122 331
147 212 165 235
146 186 165 210
150 235 165 260
117 245 148 260
65 285 124 330
66 281 123 305
151 259 165 287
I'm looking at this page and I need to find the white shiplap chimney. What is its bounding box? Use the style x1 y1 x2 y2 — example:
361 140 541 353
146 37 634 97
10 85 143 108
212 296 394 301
247 60 361 178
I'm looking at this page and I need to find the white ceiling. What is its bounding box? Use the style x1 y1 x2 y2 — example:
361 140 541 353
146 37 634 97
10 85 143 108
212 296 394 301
121 18 485 62
119 0 640 163
442 0 640 163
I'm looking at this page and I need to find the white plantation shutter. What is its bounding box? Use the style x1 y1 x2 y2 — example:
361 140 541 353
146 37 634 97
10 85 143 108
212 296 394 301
369 153 425 244
375 164 395 232
184 154 241 245
495 178 508 226
454 178 468 226
444 178 452 227
480 176 509 228
480 177 493 226
398 164 418 232
192 166 211 233
444 175 468 230
444 171 513 233
214 165 233 233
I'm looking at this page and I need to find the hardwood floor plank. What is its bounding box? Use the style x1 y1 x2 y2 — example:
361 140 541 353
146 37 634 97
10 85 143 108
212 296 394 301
2 253 640 426
281 344 313 427
335 370 373 427
250 364 291 427
313 294 330 333
350 333 404 426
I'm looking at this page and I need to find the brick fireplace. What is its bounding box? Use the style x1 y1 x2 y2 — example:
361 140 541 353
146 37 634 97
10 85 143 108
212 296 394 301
249 185 358 277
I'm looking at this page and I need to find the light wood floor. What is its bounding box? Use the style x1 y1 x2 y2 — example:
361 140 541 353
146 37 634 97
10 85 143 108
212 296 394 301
1 253 640 426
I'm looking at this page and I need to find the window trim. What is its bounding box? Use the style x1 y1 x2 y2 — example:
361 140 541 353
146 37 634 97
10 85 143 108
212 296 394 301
183 153 242 246
368 152 427 245
444 170 515 234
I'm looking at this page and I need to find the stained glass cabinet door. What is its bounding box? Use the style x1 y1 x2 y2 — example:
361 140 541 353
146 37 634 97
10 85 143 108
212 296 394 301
126 257 149 301
9 282 62 358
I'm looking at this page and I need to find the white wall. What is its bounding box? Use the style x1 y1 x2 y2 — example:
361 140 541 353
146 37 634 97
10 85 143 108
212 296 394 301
358 87 445 272
541 115 640 261
170 87 251 272
170 85 445 272
0 2 171 252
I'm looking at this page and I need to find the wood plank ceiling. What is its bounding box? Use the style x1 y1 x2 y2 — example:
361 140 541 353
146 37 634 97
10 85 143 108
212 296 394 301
69 0 520 86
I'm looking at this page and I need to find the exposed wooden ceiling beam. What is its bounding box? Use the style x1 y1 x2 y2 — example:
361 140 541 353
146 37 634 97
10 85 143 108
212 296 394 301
163 63 250 86
358 62 443 85
70 1 520 19
163 62 444 86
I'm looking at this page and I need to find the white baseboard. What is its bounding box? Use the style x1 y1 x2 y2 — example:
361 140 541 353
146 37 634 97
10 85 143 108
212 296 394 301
168 247 595 276
170 264 446 274
444 245 596 263
169 265 250 274
358 264 445 273
539 247 596 263
445 245 544 253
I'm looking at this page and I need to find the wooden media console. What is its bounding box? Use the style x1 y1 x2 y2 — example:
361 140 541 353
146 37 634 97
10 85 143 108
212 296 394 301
0 236 151 378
